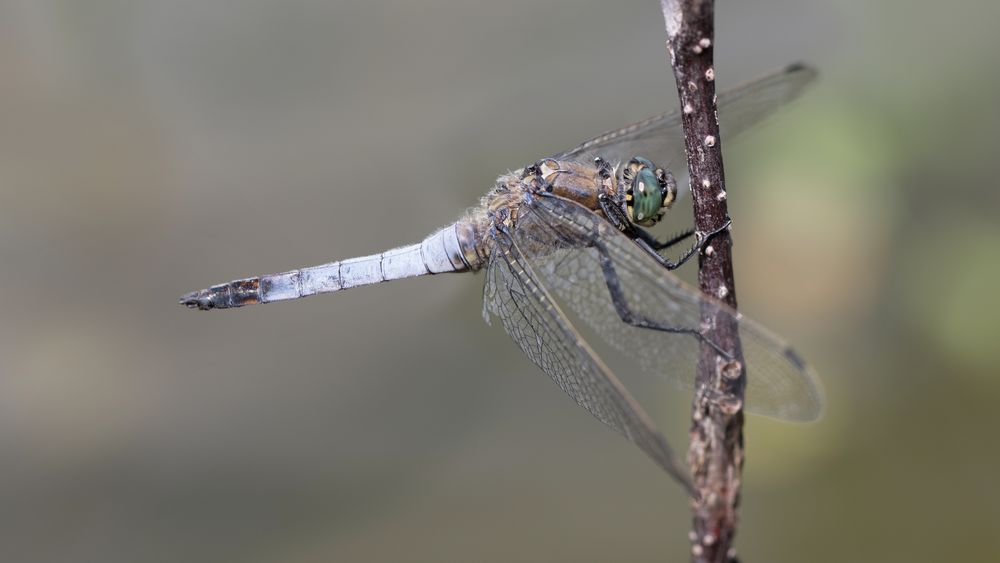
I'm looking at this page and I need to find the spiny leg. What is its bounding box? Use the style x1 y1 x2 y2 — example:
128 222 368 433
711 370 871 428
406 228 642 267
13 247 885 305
597 191 730 270
637 218 732 271
634 226 695 251
594 243 731 359
597 192 633 233
594 156 614 180
597 190 689 250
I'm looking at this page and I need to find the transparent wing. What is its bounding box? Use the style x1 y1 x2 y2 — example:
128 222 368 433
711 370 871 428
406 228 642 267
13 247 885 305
554 63 817 175
512 194 824 422
483 226 692 490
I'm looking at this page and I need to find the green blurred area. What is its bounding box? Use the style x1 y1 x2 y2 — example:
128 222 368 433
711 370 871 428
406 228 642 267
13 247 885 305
1 1 997 562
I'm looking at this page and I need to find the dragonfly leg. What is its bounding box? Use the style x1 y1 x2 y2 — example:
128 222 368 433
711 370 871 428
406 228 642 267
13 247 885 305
594 156 614 179
597 192 632 232
598 191 726 266
595 243 731 358
636 218 732 271
634 226 696 251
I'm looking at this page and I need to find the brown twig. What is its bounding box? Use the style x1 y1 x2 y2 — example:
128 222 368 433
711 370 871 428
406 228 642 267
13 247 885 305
659 2 746 562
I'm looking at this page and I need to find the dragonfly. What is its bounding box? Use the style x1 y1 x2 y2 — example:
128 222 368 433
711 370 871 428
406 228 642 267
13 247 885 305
180 64 824 492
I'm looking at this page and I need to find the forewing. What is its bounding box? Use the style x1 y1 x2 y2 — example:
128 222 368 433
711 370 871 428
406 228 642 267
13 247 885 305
554 107 687 175
716 63 817 146
518 194 824 421
483 224 692 490
554 64 817 179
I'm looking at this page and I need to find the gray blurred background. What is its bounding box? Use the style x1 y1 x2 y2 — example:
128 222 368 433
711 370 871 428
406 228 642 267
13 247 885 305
1 1 998 562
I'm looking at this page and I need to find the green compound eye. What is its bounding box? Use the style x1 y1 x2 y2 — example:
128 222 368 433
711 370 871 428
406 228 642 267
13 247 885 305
625 157 674 227
631 167 664 226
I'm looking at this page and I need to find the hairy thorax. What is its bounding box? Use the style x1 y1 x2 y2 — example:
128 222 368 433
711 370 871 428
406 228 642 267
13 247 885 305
462 159 619 257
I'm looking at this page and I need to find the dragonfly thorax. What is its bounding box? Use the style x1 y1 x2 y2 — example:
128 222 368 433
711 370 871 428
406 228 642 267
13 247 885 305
532 158 616 211
622 157 676 227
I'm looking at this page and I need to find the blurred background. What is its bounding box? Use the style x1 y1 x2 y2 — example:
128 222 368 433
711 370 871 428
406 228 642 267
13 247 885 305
1 1 998 561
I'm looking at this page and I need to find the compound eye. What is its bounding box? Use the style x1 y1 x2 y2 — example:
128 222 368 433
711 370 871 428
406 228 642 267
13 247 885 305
628 156 654 173
630 167 665 226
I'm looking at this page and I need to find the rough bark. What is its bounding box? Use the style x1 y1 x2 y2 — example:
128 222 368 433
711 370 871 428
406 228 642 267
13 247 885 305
659 2 746 562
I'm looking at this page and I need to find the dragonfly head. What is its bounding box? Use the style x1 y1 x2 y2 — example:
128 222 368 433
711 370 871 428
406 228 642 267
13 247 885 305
622 157 677 227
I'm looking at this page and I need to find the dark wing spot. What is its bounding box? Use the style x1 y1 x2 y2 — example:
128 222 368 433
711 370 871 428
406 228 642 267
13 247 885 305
783 346 808 372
